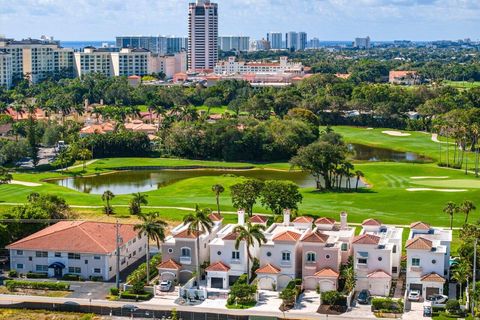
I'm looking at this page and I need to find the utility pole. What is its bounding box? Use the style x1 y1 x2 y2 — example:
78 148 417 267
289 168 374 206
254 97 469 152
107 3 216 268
473 238 477 317
116 219 121 290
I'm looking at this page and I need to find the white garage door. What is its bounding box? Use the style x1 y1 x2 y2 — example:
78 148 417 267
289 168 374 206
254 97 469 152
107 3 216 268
370 280 388 296
304 277 319 291
161 272 175 281
258 276 275 290
319 280 335 292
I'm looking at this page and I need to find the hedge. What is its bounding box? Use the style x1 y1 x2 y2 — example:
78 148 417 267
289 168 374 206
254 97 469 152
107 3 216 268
62 274 82 281
5 280 70 291
26 272 49 279
120 291 153 301
8 270 18 278
371 298 404 313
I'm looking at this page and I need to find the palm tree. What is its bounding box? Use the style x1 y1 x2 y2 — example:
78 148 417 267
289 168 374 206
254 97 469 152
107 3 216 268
211 184 225 214
233 222 266 283
451 259 471 300
129 193 148 215
183 206 213 289
355 170 364 191
78 148 93 170
134 211 167 284
460 200 476 225
443 201 458 230
102 190 115 216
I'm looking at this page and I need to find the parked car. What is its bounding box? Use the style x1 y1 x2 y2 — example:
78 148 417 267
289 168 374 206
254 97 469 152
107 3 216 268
423 305 432 317
408 290 421 301
159 280 173 292
122 304 139 312
357 290 371 304
426 294 448 304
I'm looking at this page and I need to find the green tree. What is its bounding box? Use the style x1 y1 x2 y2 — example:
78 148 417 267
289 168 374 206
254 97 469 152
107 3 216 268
0 167 12 185
460 200 476 225
101 190 115 216
230 179 265 216
26 116 39 167
134 211 167 284
443 201 459 230
77 148 92 171
129 193 148 215
355 170 364 191
259 180 303 215
233 222 266 283
451 259 470 300
183 206 213 289
211 184 225 215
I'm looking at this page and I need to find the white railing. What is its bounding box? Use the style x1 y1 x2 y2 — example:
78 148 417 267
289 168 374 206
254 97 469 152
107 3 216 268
180 256 192 264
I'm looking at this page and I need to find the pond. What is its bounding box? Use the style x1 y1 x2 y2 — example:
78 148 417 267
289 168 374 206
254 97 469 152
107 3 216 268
349 144 430 162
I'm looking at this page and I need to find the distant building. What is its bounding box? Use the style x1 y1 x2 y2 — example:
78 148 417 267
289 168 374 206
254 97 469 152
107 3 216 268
298 32 307 50
149 52 187 79
354 36 371 49
116 36 168 55
188 0 219 71
214 56 303 75
308 38 321 49
0 50 13 89
267 32 283 50
74 47 115 77
249 39 271 51
166 37 188 54
218 36 250 52
389 70 419 85
286 32 307 51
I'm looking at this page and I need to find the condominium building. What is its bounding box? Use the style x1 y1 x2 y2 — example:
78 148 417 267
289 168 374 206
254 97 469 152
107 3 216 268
354 36 371 49
0 51 13 89
167 37 188 54
214 56 303 75
308 38 321 49
6 221 147 281
298 32 307 51
0 37 74 83
285 32 307 51
149 52 187 79
74 47 115 77
116 36 168 55
267 32 283 50
218 36 250 52
188 0 219 71
249 39 271 52
111 48 150 77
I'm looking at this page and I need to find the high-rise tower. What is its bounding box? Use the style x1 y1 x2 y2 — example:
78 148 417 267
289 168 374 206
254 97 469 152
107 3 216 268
188 0 218 71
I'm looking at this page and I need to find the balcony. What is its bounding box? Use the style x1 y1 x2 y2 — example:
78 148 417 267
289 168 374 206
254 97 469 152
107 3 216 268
180 256 192 265
410 266 423 273
230 259 241 265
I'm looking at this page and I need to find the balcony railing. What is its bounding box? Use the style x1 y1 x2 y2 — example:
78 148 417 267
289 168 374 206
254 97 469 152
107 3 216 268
180 256 192 265
410 266 423 273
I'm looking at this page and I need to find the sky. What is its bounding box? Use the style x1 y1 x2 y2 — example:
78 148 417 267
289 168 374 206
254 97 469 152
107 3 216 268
0 0 479 41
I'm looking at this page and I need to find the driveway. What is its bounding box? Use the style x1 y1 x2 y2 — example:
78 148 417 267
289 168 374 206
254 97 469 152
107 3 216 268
403 301 424 320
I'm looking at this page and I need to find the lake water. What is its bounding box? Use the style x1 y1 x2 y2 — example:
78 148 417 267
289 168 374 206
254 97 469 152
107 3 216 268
50 144 427 195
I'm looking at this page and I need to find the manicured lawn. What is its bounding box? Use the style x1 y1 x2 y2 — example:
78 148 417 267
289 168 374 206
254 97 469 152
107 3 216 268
443 80 480 89
0 309 99 320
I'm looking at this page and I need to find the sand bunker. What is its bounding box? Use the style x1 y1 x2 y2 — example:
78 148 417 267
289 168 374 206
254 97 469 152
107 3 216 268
382 130 411 137
406 188 467 192
410 176 449 180
10 180 41 187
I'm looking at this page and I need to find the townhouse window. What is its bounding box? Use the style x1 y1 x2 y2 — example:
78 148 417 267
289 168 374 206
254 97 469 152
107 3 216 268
392 245 397 254
16 264 23 269
412 258 421 266
68 267 81 274
341 243 348 251
181 247 191 258
94 268 101 273
94 256 100 260
68 253 81 260
55 252 62 258
85 260 88 265
357 258 367 265
35 251 48 258
282 251 291 262
232 251 240 260
306 252 316 263
36 265 48 272
217 251 222 256
28 257 33 261
392 267 398 274
109 267 112 271
16 250 23 255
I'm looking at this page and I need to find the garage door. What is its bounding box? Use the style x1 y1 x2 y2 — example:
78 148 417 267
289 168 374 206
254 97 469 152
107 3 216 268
161 272 175 281
258 277 275 290
426 287 439 298
211 277 224 289
304 277 319 291
410 283 423 291
370 280 388 296
319 280 335 292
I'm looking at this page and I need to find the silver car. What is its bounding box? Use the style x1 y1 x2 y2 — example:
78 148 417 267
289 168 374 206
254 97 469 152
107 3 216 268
159 280 173 292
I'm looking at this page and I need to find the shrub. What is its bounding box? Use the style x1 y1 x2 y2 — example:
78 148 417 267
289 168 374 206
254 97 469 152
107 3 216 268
5 280 70 291
446 299 460 314
279 288 297 308
126 254 161 284
62 274 82 281
120 291 153 301
371 298 403 313
236 274 248 285
26 272 48 279
322 290 345 306
110 287 119 296
89 276 104 282
8 270 18 278
132 281 145 294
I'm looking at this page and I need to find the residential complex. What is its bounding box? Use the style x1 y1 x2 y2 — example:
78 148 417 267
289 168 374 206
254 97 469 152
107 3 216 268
188 0 218 71
116 35 187 55
6 221 147 281
218 36 250 52
213 56 304 75
267 32 283 50
389 70 420 85
286 31 307 51
354 36 371 49
0 51 13 89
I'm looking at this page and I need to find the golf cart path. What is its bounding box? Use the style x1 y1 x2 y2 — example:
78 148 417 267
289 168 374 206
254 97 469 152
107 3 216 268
55 159 98 171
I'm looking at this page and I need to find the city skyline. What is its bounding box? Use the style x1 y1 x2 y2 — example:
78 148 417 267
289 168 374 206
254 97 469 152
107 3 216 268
1 0 479 41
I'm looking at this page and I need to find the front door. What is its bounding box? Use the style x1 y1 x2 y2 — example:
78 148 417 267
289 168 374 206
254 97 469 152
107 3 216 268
54 267 63 278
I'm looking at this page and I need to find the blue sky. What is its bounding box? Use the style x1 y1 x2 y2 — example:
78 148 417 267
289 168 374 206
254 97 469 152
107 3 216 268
0 0 479 41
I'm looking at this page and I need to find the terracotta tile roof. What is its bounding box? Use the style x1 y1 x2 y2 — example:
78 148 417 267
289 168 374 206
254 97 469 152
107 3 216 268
362 218 382 226
405 237 433 250
421 273 446 283
208 212 223 222
222 232 239 241
158 259 182 270
352 234 381 245
80 123 115 135
6 221 139 254
293 216 314 224
256 263 281 274
273 230 302 242
206 261 230 272
410 221 431 230
174 229 201 239
315 217 336 225
249 215 269 224
367 270 392 279
301 230 329 243
314 268 339 278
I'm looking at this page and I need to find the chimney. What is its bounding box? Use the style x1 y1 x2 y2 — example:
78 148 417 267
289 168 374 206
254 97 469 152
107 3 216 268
283 209 291 225
340 212 348 230
237 209 245 226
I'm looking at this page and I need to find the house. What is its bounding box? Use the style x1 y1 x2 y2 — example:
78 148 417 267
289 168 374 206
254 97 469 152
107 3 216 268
389 70 419 85
79 123 115 137
158 212 223 285
6 221 146 281
124 120 157 135
405 221 452 299
302 212 356 292
256 210 309 291
352 219 403 296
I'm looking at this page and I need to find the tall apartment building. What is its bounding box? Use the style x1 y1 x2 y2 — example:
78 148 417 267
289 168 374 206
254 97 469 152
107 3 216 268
188 0 218 71
167 37 188 54
218 36 250 52
116 36 168 55
308 38 321 49
285 32 307 51
74 47 115 77
111 48 150 77
354 36 371 49
0 51 13 89
267 32 283 50
298 32 307 51
0 37 74 84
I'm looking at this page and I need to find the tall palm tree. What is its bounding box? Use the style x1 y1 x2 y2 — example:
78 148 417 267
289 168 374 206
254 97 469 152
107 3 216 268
443 201 458 230
78 148 92 170
451 259 471 300
101 190 115 216
211 184 225 214
129 193 148 215
183 206 213 289
134 211 167 284
460 200 476 225
355 170 364 191
233 222 266 283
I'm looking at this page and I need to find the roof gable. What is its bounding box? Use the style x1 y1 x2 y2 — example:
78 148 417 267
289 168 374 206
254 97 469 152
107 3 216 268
293 216 314 224
353 234 380 245
362 218 382 226
410 221 431 230
315 217 336 225
273 230 301 242
158 259 182 270
314 268 339 278
405 237 433 250
301 230 329 243
206 261 230 272
249 215 268 224
421 273 445 283
255 263 281 274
